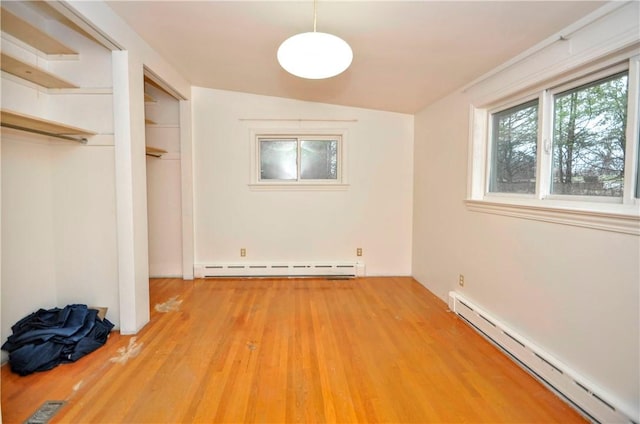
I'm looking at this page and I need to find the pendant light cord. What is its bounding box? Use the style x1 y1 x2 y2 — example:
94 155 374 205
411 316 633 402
313 0 317 32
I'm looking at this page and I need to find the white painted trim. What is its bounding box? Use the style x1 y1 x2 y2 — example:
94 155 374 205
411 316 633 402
180 100 194 280
112 50 137 334
195 261 363 278
465 199 640 235
467 106 487 200
537 91 553 200
47 1 123 51
623 56 640 203
143 66 187 101
118 321 149 336
112 51 151 334
248 183 350 192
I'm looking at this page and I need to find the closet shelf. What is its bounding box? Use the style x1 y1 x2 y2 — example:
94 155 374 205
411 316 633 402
1 8 77 55
144 93 156 103
1 53 78 89
146 146 167 158
1 109 96 143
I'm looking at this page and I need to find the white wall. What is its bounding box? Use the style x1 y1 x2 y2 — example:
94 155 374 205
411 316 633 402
1 138 57 357
192 88 413 276
51 145 119 320
413 3 639 419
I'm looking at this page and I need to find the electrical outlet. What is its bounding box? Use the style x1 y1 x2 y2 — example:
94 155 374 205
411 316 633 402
240 248 246 257
458 274 465 287
356 248 363 256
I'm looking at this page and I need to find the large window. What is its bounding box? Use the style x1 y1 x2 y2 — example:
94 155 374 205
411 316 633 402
468 57 639 234
485 66 637 203
252 133 345 188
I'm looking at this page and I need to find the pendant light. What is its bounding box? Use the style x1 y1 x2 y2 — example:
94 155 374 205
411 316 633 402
277 0 353 79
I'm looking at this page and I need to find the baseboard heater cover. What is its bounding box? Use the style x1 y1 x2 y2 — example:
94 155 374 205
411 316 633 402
194 262 365 278
448 291 637 424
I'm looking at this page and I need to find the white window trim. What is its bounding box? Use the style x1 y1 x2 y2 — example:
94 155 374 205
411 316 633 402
467 55 640 236
465 199 639 235
248 128 349 191
625 56 640 202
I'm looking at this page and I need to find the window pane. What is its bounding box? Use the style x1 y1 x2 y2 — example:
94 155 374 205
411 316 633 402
489 100 538 194
300 140 338 180
552 72 628 197
260 139 297 180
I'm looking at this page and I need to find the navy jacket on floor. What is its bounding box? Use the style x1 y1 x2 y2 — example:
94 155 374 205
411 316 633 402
1 304 114 376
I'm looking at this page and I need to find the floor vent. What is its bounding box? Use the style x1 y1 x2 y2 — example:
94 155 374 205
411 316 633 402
448 292 636 424
25 400 66 424
195 262 365 279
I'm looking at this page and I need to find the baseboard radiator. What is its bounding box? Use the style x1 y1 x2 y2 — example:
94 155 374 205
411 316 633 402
448 292 636 424
194 262 365 279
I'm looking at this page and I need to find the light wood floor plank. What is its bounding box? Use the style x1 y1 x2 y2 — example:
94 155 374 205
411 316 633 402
1 277 585 423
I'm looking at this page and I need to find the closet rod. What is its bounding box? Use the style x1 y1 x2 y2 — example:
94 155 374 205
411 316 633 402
1 123 88 143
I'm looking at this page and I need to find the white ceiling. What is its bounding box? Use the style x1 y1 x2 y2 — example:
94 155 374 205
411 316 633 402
106 1 605 114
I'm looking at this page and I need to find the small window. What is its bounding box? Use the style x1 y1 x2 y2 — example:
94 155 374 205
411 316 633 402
489 100 538 194
551 72 628 197
256 135 342 184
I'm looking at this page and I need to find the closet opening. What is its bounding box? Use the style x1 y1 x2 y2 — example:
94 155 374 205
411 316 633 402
143 69 191 281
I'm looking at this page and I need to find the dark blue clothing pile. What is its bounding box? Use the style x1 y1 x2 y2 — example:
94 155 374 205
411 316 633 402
1 304 114 376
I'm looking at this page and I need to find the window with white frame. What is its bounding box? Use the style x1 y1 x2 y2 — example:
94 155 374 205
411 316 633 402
251 133 346 188
468 56 640 234
488 70 632 199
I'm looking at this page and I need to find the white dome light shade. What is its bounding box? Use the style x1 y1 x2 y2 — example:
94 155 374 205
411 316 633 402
277 32 353 79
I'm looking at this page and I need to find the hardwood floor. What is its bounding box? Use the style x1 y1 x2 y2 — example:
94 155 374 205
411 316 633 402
2 277 585 423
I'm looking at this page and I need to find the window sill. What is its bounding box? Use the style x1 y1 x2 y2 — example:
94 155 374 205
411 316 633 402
248 183 350 192
465 198 640 235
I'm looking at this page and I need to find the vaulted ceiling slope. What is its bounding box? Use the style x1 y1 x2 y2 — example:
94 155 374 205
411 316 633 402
106 1 605 114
